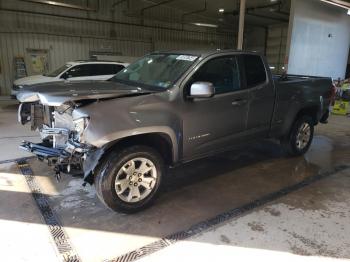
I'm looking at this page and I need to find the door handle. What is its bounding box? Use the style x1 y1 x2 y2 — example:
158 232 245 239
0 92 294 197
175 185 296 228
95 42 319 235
231 99 247 106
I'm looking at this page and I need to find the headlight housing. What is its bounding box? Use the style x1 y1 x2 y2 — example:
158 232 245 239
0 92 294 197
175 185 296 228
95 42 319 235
73 117 89 141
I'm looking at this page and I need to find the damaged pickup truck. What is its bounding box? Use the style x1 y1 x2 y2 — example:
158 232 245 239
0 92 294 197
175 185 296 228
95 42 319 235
17 50 334 213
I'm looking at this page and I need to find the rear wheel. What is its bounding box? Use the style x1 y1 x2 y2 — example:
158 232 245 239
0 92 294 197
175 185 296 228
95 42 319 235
282 115 314 156
94 145 164 213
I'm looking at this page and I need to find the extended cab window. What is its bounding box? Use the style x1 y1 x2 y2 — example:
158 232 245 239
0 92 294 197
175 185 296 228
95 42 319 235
243 55 267 88
189 56 240 95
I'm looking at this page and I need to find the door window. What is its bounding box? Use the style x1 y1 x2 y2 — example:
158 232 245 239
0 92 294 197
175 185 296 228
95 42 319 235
242 55 267 88
188 56 240 95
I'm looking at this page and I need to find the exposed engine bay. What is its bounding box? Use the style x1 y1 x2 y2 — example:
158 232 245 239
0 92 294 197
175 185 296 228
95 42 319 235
15 83 153 184
18 102 93 180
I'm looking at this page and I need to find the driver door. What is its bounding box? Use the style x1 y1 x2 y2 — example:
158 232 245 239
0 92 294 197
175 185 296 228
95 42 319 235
181 55 249 160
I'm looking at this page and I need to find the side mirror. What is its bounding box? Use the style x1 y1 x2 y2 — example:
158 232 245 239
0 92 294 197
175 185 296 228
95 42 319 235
189 82 215 98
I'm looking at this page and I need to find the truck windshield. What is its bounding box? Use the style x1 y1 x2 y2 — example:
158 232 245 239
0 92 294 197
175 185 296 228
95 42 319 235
45 64 72 77
111 54 198 90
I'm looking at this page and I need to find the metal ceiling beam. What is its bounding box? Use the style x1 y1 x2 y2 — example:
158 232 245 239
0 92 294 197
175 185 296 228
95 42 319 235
224 1 284 16
181 0 207 24
112 0 128 7
140 0 175 17
246 12 289 23
139 0 175 24
20 0 97 11
0 7 233 36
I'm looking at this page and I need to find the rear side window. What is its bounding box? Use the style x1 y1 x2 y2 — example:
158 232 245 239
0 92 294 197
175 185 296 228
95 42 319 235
189 56 240 94
90 64 125 76
243 55 267 88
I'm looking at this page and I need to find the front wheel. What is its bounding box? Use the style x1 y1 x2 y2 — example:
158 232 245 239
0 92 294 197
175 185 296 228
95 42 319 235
94 145 164 213
282 115 314 156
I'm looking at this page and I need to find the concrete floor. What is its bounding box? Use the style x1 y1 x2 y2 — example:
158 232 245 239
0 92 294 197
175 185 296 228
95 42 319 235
0 101 40 161
0 100 349 261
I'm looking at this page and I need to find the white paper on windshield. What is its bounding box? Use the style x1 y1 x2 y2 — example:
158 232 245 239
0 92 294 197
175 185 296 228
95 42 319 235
176 55 197 61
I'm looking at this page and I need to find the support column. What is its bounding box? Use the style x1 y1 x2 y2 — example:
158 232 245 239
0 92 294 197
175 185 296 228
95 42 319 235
237 0 246 50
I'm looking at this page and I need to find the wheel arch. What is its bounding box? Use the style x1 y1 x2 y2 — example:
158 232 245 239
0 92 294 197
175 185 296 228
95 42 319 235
279 104 320 139
294 105 320 125
103 132 175 165
83 132 177 184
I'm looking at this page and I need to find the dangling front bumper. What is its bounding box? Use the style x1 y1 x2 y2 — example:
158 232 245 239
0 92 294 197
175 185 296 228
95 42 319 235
20 141 66 159
20 139 91 175
19 140 102 184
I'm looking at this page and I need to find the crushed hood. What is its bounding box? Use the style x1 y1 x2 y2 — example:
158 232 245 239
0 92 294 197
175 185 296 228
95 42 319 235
16 80 152 106
13 75 57 86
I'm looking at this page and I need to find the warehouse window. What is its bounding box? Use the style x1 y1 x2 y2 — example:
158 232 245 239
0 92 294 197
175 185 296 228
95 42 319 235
243 55 267 88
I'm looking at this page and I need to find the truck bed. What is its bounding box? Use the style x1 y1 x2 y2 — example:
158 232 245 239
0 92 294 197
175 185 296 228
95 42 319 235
270 73 333 138
273 73 331 83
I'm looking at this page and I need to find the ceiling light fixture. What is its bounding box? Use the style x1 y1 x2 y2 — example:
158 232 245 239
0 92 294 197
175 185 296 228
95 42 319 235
192 23 218 28
219 8 225 13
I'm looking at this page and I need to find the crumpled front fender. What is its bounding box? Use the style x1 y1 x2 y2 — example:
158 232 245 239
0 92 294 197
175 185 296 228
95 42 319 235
82 147 105 184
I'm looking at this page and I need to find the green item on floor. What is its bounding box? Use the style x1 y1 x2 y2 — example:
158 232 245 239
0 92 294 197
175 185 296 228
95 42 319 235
332 100 349 115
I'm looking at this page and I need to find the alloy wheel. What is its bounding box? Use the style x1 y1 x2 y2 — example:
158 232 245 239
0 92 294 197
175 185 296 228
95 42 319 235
295 122 311 150
114 157 157 203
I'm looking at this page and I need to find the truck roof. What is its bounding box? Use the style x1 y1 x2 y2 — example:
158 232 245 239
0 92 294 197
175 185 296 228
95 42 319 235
153 49 261 58
68 60 129 66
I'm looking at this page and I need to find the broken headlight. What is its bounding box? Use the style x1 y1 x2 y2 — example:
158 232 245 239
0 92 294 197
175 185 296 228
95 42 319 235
73 117 89 141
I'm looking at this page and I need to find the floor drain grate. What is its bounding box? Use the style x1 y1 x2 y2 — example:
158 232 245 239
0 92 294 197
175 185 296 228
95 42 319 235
17 159 81 262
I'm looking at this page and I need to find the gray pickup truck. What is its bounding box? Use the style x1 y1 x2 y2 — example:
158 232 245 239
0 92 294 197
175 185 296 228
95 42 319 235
17 50 334 213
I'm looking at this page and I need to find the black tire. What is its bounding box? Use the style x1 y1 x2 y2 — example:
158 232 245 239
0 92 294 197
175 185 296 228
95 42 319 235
282 115 314 156
94 145 164 213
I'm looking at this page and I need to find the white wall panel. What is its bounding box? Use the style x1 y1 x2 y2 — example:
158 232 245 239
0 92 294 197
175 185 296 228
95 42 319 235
287 0 350 79
266 24 288 73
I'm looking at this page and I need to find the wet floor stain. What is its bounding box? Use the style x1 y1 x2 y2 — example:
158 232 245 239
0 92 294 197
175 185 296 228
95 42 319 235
247 222 265 232
263 207 281 216
289 232 339 257
220 234 231 244
289 244 312 256
51 179 97 210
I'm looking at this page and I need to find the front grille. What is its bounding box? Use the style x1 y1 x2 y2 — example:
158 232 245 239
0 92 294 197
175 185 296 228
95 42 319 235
28 104 52 130
30 104 45 130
